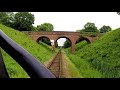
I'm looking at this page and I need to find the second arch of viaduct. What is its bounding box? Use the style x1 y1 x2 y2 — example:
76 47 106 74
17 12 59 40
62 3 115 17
23 31 93 53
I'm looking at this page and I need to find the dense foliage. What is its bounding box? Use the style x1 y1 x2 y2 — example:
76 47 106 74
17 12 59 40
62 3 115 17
14 12 34 31
63 39 71 48
76 22 100 37
0 12 35 31
36 23 54 31
99 25 112 33
0 12 15 28
66 28 120 78
82 22 99 32
38 38 51 46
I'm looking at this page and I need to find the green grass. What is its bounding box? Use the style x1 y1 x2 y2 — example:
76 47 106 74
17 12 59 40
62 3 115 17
66 28 120 78
68 54 102 78
0 24 54 78
62 50 82 78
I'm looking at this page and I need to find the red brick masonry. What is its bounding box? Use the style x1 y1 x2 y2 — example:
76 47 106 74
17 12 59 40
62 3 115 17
22 31 94 53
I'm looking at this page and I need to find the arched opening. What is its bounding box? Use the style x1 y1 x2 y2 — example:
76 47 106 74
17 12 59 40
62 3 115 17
75 36 90 51
55 36 72 49
37 36 51 46
76 36 90 44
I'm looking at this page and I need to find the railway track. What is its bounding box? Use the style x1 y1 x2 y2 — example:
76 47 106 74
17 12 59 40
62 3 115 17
47 49 62 78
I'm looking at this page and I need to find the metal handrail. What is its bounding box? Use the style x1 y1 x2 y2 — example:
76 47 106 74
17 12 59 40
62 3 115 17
0 30 55 78
0 48 9 78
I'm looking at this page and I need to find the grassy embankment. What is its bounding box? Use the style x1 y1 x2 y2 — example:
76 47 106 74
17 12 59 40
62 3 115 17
66 28 120 78
0 24 54 78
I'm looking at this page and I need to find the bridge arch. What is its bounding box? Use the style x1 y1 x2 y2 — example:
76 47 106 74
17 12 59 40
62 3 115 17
76 36 91 44
54 35 79 53
36 36 51 45
55 36 72 48
23 31 95 53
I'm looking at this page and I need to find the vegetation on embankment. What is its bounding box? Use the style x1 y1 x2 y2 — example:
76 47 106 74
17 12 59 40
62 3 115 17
61 50 82 78
0 24 54 78
66 28 120 78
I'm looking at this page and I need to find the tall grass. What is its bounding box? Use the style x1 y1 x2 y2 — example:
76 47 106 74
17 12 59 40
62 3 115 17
62 50 82 78
66 28 120 78
0 24 54 78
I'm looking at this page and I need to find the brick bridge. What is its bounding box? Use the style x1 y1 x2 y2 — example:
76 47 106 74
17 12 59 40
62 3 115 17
23 31 96 53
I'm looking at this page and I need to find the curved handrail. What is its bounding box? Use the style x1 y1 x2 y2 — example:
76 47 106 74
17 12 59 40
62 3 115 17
0 49 9 78
0 30 55 78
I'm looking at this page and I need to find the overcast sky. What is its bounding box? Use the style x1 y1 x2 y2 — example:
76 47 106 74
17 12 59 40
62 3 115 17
31 12 120 46
31 12 120 31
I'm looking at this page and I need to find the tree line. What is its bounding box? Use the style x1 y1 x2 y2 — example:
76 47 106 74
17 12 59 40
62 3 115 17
0 12 113 33
76 22 112 34
64 22 112 48
0 12 54 31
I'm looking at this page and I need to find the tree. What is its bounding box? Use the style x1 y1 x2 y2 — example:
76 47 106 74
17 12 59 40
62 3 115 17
40 38 51 46
0 12 15 27
63 39 71 48
99 25 112 33
31 26 37 31
83 22 99 32
37 23 54 31
14 12 34 31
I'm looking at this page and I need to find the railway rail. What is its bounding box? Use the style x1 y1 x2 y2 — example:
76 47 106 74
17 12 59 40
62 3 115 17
48 49 62 78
